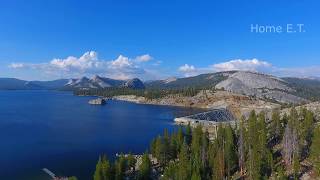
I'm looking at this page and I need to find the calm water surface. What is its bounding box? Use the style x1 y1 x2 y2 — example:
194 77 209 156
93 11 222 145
0 90 201 180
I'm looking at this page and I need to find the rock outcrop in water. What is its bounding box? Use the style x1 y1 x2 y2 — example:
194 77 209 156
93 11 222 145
88 98 106 105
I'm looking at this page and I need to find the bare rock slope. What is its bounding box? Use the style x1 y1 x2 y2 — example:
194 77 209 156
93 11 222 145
215 71 307 104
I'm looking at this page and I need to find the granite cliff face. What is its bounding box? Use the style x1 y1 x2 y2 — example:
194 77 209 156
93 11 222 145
122 78 145 89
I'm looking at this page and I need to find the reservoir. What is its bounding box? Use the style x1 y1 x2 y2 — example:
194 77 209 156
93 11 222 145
0 90 201 180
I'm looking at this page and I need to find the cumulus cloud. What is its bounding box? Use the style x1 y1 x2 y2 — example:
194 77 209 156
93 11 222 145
178 64 199 77
178 59 272 77
178 64 195 72
212 58 272 72
178 58 320 78
135 54 153 62
50 51 99 70
9 51 153 80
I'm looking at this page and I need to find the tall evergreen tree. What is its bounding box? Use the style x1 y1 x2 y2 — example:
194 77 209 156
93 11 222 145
237 116 246 177
270 110 282 143
94 155 113 180
114 154 126 180
247 110 261 180
282 108 300 178
310 125 320 175
177 142 192 179
138 153 151 180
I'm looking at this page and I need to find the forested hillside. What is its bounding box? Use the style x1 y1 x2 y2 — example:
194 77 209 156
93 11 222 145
283 77 320 101
74 87 201 100
92 108 320 180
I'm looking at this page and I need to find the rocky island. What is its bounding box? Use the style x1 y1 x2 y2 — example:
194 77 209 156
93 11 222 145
88 98 106 105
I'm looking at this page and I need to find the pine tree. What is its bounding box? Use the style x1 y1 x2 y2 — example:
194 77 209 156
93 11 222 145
185 123 192 145
247 110 261 180
115 154 126 180
310 125 320 175
176 126 184 152
237 116 246 177
191 125 203 178
224 124 237 178
94 155 113 180
257 112 273 177
138 152 151 180
213 147 225 180
270 110 282 143
94 156 102 180
282 108 300 177
177 142 192 179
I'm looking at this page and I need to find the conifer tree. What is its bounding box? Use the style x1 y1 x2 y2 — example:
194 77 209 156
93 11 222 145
271 110 282 142
94 155 113 180
237 116 246 177
247 110 261 180
310 125 320 175
185 123 192 145
138 152 151 180
114 154 126 180
93 156 102 180
177 142 192 179
224 124 237 178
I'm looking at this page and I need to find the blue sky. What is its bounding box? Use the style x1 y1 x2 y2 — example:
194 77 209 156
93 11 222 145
0 0 319 80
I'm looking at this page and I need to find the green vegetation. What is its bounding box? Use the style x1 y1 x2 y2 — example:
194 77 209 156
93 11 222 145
146 72 230 89
310 124 320 175
92 107 320 179
283 77 320 101
74 87 203 99
68 176 78 180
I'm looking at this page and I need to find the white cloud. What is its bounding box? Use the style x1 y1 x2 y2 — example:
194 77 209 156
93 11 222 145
9 51 154 80
212 58 272 72
178 64 195 72
110 55 132 68
178 64 198 77
135 54 153 62
178 59 272 77
178 58 320 78
9 63 25 68
50 51 100 71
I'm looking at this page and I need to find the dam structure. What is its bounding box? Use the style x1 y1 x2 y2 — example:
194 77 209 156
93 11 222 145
174 108 236 127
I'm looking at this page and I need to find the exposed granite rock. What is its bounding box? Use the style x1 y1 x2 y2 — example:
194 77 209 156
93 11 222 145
88 98 106 105
215 71 308 104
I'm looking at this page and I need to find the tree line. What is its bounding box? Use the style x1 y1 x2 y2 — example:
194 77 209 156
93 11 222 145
92 108 320 180
74 87 202 100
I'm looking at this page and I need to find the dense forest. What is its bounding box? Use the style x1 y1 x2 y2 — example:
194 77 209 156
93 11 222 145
282 78 320 101
91 108 320 180
74 87 202 100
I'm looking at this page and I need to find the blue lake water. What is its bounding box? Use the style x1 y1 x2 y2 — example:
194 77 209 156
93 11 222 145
0 90 200 180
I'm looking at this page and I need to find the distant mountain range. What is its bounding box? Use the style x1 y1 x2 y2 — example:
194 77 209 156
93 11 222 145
0 75 145 90
0 78 69 90
1 71 320 103
64 75 145 89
